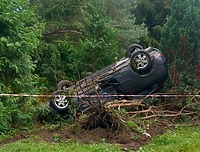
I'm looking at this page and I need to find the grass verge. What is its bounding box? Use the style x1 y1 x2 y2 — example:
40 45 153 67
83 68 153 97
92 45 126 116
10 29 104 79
0 137 121 152
1 126 200 152
136 126 200 152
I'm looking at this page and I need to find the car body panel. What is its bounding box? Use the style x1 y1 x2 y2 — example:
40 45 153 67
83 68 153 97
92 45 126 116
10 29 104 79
49 45 168 113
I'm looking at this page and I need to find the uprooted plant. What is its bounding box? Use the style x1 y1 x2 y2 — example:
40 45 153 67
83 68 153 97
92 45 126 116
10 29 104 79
75 83 200 135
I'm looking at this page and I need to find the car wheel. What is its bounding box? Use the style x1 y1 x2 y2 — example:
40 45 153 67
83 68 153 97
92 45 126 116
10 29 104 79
49 90 70 113
130 50 152 73
57 80 72 91
125 44 143 58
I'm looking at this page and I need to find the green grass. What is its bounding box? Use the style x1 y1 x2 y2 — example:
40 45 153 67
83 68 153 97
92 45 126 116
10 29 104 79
1 126 200 152
0 138 121 152
136 126 200 152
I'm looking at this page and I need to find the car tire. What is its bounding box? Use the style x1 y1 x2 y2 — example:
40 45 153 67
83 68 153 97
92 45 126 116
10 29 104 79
57 80 72 91
49 90 70 113
125 44 143 58
130 50 152 73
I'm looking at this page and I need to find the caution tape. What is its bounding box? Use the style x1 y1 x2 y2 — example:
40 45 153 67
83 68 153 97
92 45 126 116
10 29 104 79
0 93 199 98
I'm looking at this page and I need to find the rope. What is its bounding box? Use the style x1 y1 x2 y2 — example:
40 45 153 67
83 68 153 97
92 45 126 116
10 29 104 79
0 93 199 98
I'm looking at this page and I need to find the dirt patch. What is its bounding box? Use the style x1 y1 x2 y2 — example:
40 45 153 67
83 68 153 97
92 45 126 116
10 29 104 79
0 108 168 151
0 122 166 150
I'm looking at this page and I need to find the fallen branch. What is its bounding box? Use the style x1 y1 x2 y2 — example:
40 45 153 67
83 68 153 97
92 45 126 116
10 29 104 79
104 99 200 125
141 111 198 120
44 29 81 35
105 100 144 109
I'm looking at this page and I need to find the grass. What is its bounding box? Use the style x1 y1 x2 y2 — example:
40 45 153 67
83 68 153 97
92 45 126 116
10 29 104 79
136 126 200 152
1 126 200 152
0 137 121 152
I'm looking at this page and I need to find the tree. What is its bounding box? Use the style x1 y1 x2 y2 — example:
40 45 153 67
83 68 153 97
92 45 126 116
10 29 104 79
104 0 147 50
132 0 172 48
0 0 44 134
0 0 44 93
30 0 147 85
29 0 84 85
161 0 200 92
73 2 118 76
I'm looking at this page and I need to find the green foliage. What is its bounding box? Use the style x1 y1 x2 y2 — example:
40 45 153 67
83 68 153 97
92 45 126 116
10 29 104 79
0 0 44 134
132 0 172 33
104 0 147 50
37 97 76 125
0 97 39 134
27 0 83 86
161 0 200 92
125 121 144 133
132 0 172 48
30 0 83 32
0 0 44 93
34 38 75 86
31 0 147 84
72 3 118 76
137 126 200 152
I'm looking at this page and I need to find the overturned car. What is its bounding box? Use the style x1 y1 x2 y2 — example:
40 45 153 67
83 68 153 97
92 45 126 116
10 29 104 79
48 44 168 113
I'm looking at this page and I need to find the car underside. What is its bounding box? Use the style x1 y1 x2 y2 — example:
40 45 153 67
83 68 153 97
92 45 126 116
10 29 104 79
48 44 168 113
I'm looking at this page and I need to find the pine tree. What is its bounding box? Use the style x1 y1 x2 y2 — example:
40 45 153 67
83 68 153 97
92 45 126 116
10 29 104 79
73 2 118 76
132 0 172 47
104 0 147 49
161 0 200 92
